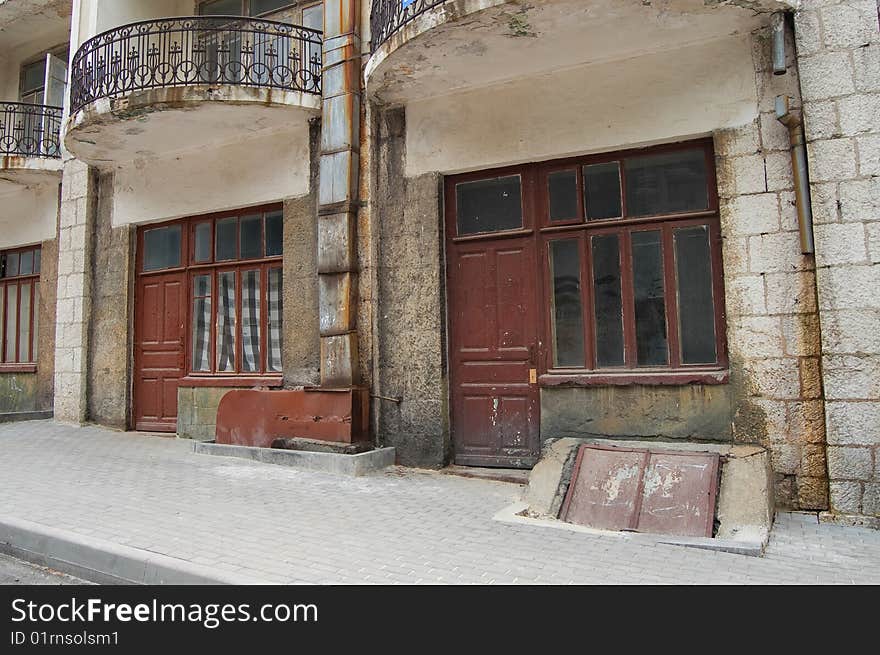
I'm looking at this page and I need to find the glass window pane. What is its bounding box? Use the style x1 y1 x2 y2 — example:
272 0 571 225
265 211 283 257
32 283 39 361
194 223 212 263
34 250 41 274
19 283 31 362
548 170 579 222
240 214 263 260
5 285 17 362
550 240 585 367
19 251 33 276
216 271 237 372
625 149 708 217
632 230 669 366
675 226 718 364
592 235 625 367
199 0 241 15
456 176 523 236
584 162 622 220
251 0 289 15
6 253 20 278
268 268 283 373
302 3 323 30
215 217 237 261
241 270 261 372
21 60 46 95
192 275 212 372
143 226 182 271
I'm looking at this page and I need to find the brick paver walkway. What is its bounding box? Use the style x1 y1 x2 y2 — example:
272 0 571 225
1 421 878 584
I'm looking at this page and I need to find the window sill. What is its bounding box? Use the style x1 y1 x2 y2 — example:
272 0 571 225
0 364 37 374
539 369 729 387
179 376 283 388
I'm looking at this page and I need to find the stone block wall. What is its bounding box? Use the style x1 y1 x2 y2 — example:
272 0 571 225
714 23 828 510
177 386 245 441
36 236 58 412
795 0 880 518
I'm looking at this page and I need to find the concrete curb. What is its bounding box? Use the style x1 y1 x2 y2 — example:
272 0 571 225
0 411 54 423
493 502 765 557
194 442 397 476
0 515 273 585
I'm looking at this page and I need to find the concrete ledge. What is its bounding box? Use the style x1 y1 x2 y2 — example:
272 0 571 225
194 442 396 476
493 502 764 557
0 411 54 423
0 515 271 585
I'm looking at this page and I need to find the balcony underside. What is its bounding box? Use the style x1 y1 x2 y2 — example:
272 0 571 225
0 155 62 189
365 0 795 105
65 85 320 168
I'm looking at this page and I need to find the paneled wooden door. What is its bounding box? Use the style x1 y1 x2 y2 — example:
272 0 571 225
133 271 186 432
445 170 542 468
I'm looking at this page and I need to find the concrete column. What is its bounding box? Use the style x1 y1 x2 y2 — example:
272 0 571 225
53 158 95 423
318 0 362 387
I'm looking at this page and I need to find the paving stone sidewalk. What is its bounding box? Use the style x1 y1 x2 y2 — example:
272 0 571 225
1 421 878 585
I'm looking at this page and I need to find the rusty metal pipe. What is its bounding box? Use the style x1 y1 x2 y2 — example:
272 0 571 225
776 95 815 255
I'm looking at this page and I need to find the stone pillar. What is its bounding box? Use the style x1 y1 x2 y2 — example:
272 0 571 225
794 1 880 520
53 158 95 423
318 0 362 387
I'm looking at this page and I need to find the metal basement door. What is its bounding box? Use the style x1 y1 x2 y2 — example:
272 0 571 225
445 169 541 468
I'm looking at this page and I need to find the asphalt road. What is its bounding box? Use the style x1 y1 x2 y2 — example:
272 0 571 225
0 553 87 585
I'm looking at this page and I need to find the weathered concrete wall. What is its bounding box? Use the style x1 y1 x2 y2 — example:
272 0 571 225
541 386 734 442
283 120 321 388
794 1 880 519
178 386 247 441
86 171 131 429
372 107 449 467
713 24 828 511
35 236 57 411
0 374 38 412
0 184 58 250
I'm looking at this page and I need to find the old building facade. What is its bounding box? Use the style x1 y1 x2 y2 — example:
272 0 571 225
0 0 877 522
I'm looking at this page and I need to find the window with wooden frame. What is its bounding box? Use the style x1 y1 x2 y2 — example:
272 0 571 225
0 246 41 369
139 206 283 378
197 0 319 21
541 139 727 380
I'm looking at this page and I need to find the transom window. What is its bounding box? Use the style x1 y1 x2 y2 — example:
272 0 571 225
0 247 41 366
543 141 725 372
140 207 283 377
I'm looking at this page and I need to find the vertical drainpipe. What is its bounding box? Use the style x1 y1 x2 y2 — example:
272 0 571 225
318 0 362 387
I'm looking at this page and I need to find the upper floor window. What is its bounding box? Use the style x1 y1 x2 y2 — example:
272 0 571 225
198 0 321 24
19 48 68 107
0 247 41 366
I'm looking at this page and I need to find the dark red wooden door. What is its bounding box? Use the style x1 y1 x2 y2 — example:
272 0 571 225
134 272 186 432
446 171 541 468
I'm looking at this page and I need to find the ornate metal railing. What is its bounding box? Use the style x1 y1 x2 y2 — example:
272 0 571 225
0 102 63 159
371 0 447 51
70 16 323 114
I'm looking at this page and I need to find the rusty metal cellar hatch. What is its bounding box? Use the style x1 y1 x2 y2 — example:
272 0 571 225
559 445 721 538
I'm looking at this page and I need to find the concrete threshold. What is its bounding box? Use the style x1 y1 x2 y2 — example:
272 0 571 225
0 515 272 585
493 502 765 557
194 441 396 476
0 411 53 423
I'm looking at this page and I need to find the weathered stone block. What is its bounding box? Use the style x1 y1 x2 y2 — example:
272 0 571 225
764 271 818 315
781 313 822 357
867 223 880 264
787 400 826 444
716 154 766 197
760 111 791 152
829 480 862 514
798 52 856 101
793 10 822 58
838 94 880 137
806 138 858 182
821 312 880 357
819 1 880 50
853 44 880 92
856 134 880 176
827 446 874 480
714 121 760 157
765 152 793 192
749 231 810 274
800 357 823 400
822 353 880 401
797 476 829 510
728 317 784 359
725 275 766 316
817 264 880 311
802 100 840 142
826 401 880 446
838 178 879 223
720 192 780 235
770 443 801 475
741 357 802 400
801 443 828 478
863 482 880 517
807 181 839 225
814 222 869 266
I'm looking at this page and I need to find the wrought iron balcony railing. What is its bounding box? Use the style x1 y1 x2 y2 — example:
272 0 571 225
371 0 447 51
70 16 323 115
0 102 63 159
